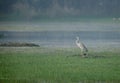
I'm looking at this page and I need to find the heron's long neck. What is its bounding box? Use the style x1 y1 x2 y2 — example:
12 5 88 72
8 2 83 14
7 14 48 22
76 39 79 43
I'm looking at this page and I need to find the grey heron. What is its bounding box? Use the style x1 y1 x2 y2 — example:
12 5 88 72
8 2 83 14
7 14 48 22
75 36 88 57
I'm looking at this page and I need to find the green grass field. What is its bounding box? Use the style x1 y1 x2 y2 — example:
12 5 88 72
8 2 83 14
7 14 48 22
0 47 120 83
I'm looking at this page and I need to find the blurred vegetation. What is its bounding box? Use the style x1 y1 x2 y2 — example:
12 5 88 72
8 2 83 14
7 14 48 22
0 0 120 21
0 34 4 38
0 47 120 82
0 42 39 47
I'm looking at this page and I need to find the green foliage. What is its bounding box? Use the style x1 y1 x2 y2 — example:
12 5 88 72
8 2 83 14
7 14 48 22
0 0 120 21
0 47 120 82
0 34 4 38
0 42 39 47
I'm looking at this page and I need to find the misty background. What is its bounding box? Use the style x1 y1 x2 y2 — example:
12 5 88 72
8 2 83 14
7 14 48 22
0 0 120 21
0 0 120 48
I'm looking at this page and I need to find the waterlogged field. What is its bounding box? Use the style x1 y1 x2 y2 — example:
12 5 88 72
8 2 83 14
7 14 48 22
0 47 120 83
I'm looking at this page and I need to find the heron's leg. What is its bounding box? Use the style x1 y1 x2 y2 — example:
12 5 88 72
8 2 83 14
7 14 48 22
80 50 83 56
81 50 85 57
84 51 88 57
82 51 88 57
86 52 88 56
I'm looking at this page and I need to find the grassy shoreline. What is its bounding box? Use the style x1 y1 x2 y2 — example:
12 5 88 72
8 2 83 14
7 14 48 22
0 47 120 82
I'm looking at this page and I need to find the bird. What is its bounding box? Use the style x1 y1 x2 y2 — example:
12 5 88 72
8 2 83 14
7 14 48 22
75 36 88 57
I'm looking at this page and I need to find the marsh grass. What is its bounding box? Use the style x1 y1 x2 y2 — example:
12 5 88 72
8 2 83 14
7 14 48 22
0 42 39 47
0 47 120 83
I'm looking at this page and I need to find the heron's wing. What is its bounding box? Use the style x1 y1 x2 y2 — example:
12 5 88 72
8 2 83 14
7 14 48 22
81 43 88 52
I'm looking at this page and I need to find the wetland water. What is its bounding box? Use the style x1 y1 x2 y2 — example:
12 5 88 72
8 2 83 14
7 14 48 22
0 31 120 48
0 22 120 48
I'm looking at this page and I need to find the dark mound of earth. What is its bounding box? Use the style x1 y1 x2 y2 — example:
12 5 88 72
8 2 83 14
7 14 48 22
0 42 39 47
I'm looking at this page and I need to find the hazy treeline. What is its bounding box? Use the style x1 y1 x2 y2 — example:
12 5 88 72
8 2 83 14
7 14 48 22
0 0 120 20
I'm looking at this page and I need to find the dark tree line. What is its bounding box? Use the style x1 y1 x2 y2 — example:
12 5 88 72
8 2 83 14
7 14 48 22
0 0 120 20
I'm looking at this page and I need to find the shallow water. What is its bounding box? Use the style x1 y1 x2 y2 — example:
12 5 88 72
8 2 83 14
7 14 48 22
0 31 120 48
0 22 120 48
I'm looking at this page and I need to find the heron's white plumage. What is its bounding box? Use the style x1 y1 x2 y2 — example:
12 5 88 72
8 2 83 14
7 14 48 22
75 36 88 56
